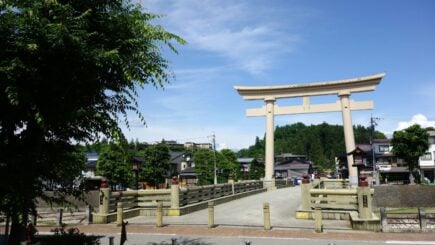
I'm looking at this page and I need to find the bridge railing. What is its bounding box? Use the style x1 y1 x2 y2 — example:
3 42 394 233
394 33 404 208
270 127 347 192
320 179 350 189
94 180 265 223
301 178 372 211
179 184 233 206
109 189 171 212
179 180 263 206
275 179 294 188
310 189 358 210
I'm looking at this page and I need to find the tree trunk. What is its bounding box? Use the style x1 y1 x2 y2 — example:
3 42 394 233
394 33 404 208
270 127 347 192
409 171 415 185
8 219 26 245
8 208 30 245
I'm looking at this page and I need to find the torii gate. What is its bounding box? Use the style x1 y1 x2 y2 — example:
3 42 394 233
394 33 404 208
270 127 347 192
235 73 385 188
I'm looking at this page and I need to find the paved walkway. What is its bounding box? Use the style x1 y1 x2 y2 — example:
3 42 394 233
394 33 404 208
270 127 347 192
33 225 435 245
126 186 349 229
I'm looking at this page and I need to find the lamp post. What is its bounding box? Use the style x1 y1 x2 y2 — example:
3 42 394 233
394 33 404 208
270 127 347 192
132 161 139 190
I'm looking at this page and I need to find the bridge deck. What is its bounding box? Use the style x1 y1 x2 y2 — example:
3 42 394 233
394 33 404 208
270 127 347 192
126 186 350 229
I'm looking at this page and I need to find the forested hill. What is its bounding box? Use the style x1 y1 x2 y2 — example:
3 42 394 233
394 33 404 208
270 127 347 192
237 122 386 170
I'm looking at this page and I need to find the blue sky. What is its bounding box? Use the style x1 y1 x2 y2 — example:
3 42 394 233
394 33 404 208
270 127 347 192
122 0 435 150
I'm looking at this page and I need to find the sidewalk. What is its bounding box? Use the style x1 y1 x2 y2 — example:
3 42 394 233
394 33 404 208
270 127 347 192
34 224 435 242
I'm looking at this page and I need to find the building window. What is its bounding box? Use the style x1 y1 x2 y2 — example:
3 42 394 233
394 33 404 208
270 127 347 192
420 152 432 161
379 145 390 153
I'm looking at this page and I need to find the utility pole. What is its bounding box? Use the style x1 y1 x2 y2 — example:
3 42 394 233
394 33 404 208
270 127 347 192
370 115 381 186
212 132 217 185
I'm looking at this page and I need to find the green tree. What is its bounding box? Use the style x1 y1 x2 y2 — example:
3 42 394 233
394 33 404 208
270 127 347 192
239 122 386 172
0 0 184 242
96 143 132 190
194 149 215 185
219 149 242 181
140 143 170 188
249 159 265 180
392 124 429 184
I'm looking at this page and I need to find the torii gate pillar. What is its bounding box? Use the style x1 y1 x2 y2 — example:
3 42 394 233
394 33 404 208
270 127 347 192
264 98 275 188
339 92 357 185
235 73 384 188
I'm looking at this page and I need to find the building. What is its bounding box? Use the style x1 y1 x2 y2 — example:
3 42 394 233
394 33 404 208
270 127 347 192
337 139 410 184
83 151 99 178
184 142 212 150
275 153 307 162
237 157 255 179
169 151 192 176
274 154 312 179
372 139 409 184
161 140 185 150
419 131 435 182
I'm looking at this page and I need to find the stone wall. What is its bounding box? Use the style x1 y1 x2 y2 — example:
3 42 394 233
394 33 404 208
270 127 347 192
374 185 435 207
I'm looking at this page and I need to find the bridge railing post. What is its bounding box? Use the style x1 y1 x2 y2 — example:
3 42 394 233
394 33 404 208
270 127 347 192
169 176 180 216
315 206 323 233
357 175 372 219
228 177 235 195
419 208 427 232
380 207 388 232
208 201 215 228
263 202 271 230
156 201 163 227
116 202 123 226
301 174 311 210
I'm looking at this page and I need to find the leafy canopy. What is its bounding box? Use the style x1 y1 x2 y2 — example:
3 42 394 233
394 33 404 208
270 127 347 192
238 122 386 170
194 148 241 185
96 143 132 189
0 0 184 240
392 124 429 183
140 143 171 188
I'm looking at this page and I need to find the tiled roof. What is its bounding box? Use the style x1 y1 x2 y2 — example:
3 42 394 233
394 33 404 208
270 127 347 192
373 138 391 143
237 158 255 163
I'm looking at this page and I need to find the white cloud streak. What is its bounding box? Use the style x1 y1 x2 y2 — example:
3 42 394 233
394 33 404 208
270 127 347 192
142 0 300 75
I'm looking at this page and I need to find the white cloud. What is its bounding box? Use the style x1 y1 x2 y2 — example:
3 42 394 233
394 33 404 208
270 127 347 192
396 114 435 131
142 0 301 75
217 143 228 151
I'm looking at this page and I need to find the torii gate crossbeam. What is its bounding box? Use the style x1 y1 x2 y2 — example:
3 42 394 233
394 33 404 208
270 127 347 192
235 73 385 189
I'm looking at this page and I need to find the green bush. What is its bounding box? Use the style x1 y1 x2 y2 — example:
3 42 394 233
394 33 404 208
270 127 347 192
35 227 101 245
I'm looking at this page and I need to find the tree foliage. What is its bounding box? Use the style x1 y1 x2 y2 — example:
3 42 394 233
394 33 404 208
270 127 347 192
0 0 183 242
249 159 265 180
194 149 215 185
392 124 429 184
194 149 242 185
96 143 131 190
140 143 171 188
238 122 386 170
219 149 242 181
